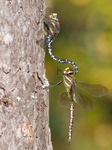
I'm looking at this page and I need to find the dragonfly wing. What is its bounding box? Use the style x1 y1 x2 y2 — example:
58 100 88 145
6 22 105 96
45 8 53 18
73 86 94 111
76 81 109 97
36 28 48 48
36 38 47 48
37 8 54 48
59 92 70 107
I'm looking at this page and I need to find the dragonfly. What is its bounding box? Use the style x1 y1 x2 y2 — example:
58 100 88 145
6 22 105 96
36 8 78 74
36 8 60 48
54 67 109 144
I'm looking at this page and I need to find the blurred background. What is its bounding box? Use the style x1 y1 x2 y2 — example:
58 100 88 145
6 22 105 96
45 0 112 150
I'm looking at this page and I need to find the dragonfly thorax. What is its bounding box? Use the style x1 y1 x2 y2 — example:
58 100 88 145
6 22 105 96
63 74 75 92
63 67 76 92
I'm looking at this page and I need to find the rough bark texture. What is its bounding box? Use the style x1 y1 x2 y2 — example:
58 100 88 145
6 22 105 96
0 0 53 150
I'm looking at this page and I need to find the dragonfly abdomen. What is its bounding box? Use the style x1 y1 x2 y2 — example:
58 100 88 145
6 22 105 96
68 101 74 144
48 39 78 74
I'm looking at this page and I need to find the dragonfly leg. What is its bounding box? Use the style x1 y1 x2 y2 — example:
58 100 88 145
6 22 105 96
49 79 63 87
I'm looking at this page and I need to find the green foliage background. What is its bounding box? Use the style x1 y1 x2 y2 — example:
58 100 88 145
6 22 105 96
45 0 112 150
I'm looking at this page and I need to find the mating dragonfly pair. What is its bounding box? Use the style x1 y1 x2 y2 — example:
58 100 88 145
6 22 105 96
37 8 108 144
52 67 108 144
37 8 78 74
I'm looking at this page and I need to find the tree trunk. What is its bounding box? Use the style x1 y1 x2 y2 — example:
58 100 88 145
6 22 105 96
0 0 53 150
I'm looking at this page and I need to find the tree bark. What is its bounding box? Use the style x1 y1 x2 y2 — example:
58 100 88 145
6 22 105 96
0 0 53 150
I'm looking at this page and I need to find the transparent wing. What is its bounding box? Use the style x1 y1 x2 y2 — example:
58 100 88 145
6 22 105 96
73 86 94 111
46 8 53 16
59 92 70 107
36 28 48 48
76 81 109 97
36 35 48 48
36 8 53 48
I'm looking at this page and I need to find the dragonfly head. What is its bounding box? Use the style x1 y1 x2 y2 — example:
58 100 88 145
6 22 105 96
64 67 74 75
49 13 59 22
